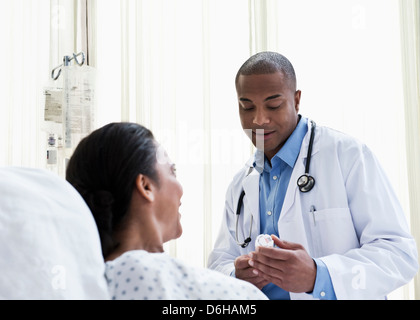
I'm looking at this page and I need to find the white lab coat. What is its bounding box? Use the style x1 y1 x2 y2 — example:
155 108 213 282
208 120 418 300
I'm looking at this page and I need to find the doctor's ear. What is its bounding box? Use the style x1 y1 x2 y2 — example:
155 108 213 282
135 174 156 202
294 90 302 111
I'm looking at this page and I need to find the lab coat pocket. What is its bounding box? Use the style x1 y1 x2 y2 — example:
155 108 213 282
309 207 359 257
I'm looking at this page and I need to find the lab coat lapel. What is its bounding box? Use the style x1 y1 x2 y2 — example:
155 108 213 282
242 167 260 233
280 120 320 221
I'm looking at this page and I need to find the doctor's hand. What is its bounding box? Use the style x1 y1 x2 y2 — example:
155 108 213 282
248 235 317 293
234 255 270 290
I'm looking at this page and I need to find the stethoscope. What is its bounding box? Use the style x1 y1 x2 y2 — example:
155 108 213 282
235 120 316 248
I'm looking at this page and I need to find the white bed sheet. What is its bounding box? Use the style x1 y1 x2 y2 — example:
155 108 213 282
0 167 109 299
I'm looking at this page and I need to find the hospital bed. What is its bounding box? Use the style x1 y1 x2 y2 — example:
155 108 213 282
0 167 109 299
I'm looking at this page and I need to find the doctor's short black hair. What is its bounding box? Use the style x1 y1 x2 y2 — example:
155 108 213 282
235 51 297 90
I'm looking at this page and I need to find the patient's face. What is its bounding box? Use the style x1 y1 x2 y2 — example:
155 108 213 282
154 146 183 242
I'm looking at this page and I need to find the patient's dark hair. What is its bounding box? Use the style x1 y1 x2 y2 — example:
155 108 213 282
66 122 159 258
235 51 297 90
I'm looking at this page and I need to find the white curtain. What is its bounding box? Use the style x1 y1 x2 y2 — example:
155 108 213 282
0 1 50 168
399 0 420 300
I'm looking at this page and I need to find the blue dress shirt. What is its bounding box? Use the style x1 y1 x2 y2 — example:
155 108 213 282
256 115 336 300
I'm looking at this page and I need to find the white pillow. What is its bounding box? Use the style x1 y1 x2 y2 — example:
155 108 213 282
0 167 110 300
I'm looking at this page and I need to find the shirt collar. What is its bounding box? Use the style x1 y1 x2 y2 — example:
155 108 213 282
254 115 308 171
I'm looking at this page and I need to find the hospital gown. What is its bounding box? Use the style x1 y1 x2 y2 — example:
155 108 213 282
105 250 267 300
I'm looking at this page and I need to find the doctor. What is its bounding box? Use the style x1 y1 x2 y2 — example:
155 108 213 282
207 51 418 299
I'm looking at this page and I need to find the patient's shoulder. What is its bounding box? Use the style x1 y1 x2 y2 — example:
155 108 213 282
105 250 267 300
105 250 171 300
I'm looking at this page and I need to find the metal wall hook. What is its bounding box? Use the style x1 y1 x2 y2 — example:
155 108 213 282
51 52 86 80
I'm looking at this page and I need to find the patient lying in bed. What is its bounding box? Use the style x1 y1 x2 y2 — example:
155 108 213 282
66 122 267 300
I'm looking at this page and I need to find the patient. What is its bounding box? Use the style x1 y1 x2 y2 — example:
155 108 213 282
66 122 267 300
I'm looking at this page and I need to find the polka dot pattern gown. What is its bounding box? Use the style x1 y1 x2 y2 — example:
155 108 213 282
105 250 267 300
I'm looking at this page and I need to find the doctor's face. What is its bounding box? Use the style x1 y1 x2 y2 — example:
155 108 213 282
236 72 301 160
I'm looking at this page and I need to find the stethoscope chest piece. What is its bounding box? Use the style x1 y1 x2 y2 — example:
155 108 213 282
297 120 316 193
297 173 315 192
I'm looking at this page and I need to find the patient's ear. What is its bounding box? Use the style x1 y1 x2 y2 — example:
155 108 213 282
135 174 155 202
